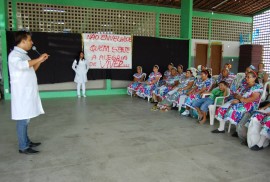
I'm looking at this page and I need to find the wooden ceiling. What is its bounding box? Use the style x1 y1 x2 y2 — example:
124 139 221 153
106 0 270 16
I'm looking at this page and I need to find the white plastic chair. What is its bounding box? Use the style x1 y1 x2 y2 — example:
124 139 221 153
211 75 219 83
207 87 231 125
232 72 245 90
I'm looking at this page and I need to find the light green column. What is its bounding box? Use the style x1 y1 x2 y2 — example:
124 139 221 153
207 18 212 68
0 0 8 29
0 0 10 100
180 0 193 67
156 12 160 37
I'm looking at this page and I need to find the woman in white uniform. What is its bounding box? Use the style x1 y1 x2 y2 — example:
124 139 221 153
72 51 89 98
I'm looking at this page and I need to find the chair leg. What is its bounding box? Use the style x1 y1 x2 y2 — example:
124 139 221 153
178 95 187 111
228 123 232 133
208 105 216 125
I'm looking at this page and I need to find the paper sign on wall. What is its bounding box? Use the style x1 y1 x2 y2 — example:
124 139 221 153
83 33 132 69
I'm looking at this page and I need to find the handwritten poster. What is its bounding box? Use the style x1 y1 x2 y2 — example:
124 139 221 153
83 33 132 69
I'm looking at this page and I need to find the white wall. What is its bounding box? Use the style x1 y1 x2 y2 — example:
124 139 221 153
191 39 240 73
191 39 240 57
38 79 130 91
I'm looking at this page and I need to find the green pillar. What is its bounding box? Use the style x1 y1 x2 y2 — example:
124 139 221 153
0 0 10 100
156 12 160 37
180 0 193 39
207 18 212 68
0 0 8 29
180 0 193 67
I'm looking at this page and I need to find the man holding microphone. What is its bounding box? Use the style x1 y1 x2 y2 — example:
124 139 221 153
8 31 49 154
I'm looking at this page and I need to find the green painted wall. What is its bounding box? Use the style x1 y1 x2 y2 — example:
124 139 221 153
1 0 253 100
180 0 193 68
193 11 252 23
0 0 8 29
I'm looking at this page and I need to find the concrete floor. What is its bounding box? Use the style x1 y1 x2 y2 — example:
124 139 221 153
0 95 269 182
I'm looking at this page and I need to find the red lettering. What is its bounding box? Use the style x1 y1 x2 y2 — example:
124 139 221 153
98 55 129 68
87 34 99 40
91 55 96 60
89 45 110 52
89 62 96 67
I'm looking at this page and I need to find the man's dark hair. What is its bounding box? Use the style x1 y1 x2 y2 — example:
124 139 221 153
14 31 31 45
218 81 228 87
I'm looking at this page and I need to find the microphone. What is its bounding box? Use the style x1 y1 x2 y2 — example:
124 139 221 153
32 46 41 55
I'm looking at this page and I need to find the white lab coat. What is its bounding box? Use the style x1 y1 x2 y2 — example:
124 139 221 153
8 46 44 120
72 59 89 83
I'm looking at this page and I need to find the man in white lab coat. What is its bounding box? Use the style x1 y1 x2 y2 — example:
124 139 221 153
8 31 49 154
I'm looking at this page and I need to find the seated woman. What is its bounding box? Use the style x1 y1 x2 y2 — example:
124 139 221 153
154 69 195 111
177 64 185 78
181 70 212 116
223 63 233 74
191 81 228 124
216 68 236 87
246 103 270 151
136 65 162 99
163 63 174 80
158 63 174 86
212 71 263 133
257 62 269 86
127 66 146 95
229 65 259 137
152 67 179 103
197 65 207 76
229 65 253 96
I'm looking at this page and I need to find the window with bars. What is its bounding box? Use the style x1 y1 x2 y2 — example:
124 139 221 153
14 2 156 36
159 13 181 38
253 10 270 73
192 17 209 39
211 19 252 41
7 0 13 31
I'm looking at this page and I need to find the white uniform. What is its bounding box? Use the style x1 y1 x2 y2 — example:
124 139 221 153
72 59 89 96
8 46 44 120
72 59 89 83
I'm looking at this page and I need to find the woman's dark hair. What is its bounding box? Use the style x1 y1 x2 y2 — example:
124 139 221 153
76 51 84 65
218 81 228 87
201 70 212 78
247 71 259 84
14 31 31 45
153 65 159 70
186 69 192 76
169 63 174 67
178 64 183 70
258 62 264 68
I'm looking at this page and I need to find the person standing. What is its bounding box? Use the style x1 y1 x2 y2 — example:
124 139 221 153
8 31 49 154
72 51 89 98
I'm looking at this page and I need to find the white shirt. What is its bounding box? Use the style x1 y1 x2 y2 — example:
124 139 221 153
72 59 89 83
8 46 44 120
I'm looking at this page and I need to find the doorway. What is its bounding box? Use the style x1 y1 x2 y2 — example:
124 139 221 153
210 45 222 75
195 44 208 69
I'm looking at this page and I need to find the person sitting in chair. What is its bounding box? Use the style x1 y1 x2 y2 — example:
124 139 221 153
191 81 228 124
212 71 263 133
136 65 162 99
127 66 146 95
